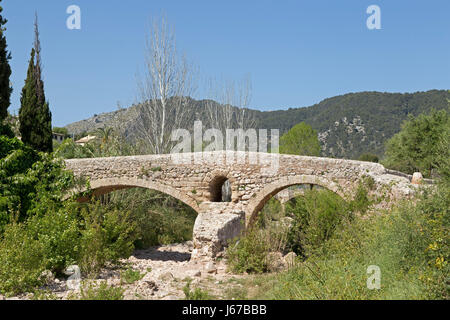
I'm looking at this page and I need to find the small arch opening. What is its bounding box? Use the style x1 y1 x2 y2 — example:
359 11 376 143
209 176 232 202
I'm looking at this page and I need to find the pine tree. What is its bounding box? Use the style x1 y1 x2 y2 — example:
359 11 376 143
19 14 52 152
0 1 12 122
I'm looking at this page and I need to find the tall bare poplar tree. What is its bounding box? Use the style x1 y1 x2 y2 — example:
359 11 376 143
136 16 195 154
205 76 256 134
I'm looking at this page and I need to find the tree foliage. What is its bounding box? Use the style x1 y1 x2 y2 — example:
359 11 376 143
279 122 320 156
18 16 52 153
358 153 379 163
0 1 12 123
382 108 449 177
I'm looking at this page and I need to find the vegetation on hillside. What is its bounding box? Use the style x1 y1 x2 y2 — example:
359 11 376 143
65 90 450 159
279 122 320 156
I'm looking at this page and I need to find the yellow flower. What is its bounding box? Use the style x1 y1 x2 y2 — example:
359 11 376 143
435 256 446 269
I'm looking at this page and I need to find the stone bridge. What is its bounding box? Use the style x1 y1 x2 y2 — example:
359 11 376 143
65 151 416 260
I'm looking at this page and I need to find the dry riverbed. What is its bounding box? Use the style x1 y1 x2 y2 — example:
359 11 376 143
1 241 257 300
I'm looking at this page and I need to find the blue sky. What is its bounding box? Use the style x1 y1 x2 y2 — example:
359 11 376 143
3 0 450 126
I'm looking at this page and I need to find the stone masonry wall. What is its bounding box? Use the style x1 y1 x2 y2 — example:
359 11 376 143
65 151 417 259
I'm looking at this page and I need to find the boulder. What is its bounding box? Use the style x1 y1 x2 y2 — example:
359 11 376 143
283 252 297 268
205 262 217 274
192 211 244 259
40 270 55 284
64 265 81 290
411 172 423 185
266 252 287 272
159 272 174 282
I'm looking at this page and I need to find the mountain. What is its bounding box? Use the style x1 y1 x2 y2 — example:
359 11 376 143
65 90 450 159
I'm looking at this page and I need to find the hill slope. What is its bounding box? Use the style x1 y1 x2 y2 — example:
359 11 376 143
65 90 450 159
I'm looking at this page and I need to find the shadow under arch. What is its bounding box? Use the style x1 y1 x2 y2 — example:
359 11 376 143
70 177 200 213
245 175 346 227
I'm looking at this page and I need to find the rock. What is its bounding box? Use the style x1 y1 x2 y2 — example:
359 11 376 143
280 217 294 228
40 270 55 284
266 252 287 272
64 265 81 290
192 211 244 259
205 262 217 274
411 172 423 185
159 272 174 282
141 280 158 292
283 252 297 268
192 270 202 277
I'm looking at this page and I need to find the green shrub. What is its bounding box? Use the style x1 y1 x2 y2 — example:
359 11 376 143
256 198 290 253
120 268 145 284
27 205 80 274
0 223 46 295
226 227 269 274
285 189 350 258
358 153 379 163
382 108 449 177
78 281 124 300
78 203 137 276
0 139 74 233
251 181 449 300
104 188 197 249
183 280 212 300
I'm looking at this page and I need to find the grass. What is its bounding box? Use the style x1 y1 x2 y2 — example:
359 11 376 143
183 279 213 300
232 198 447 300
76 281 125 300
120 268 145 284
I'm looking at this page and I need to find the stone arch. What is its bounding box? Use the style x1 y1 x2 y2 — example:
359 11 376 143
274 187 308 204
72 177 200 213
208 176 232 202
204 169 236 202
245 175 346 226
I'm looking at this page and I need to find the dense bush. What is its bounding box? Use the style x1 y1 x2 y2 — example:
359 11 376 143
252 182 449 299
77 203 137 276
285 189 351 258
0 133 139 294
383 108 449 177
226 198 291 274
226 227 270 274
227 181 373 274
358 153 379 163
104 188 197 248
0 200 138 295
0 135 75 232
26 205 80 274
0 223 46 295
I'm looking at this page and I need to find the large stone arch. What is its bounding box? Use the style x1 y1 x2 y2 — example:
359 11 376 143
245 175 346 226
72 177 200 213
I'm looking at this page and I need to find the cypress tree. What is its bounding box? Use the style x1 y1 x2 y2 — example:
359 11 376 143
19 14 52 152
0 1 12 122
